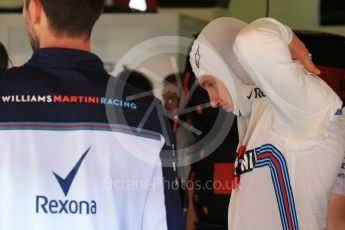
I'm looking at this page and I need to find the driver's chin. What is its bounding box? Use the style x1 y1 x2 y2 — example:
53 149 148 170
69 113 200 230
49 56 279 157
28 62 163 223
210 100 221 108
222 105 233 113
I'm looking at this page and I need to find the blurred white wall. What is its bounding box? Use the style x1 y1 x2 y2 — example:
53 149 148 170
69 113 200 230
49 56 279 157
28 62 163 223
158 7 228 21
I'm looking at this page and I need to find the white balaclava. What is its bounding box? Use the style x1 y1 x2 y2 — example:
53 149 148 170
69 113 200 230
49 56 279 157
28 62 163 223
190 17 255 117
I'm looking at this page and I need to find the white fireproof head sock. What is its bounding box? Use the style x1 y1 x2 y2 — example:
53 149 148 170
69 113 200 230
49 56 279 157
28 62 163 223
190 17 255 117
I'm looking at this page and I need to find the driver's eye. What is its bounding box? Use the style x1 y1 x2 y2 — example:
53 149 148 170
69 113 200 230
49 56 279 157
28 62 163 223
203 82 214 89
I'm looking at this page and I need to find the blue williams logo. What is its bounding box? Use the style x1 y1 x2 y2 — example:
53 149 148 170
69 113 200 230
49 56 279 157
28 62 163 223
35 147 97 215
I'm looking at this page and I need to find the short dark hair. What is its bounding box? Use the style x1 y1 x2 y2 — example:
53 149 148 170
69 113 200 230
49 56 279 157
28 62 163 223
163 73 179 86
117 68 153 92
25 0 105 38
0 42 9 71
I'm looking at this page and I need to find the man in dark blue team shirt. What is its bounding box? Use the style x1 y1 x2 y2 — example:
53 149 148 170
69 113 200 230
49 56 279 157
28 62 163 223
0 0 183 229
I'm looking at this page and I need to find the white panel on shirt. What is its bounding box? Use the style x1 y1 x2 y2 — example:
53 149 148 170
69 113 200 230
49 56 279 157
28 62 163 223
0 130 167 230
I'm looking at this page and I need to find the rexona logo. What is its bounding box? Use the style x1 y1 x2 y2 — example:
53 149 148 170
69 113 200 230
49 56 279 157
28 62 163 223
36 147 97 215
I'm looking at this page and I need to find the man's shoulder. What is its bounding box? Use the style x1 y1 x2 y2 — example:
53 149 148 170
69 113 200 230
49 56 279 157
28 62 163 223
0 63 55 82
0 64 32 77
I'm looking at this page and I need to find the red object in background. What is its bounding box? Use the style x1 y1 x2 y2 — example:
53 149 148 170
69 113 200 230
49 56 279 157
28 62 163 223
213 163 234 195
112 0 157 11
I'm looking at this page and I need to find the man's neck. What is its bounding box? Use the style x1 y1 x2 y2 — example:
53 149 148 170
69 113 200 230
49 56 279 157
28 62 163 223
40 35 91 52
